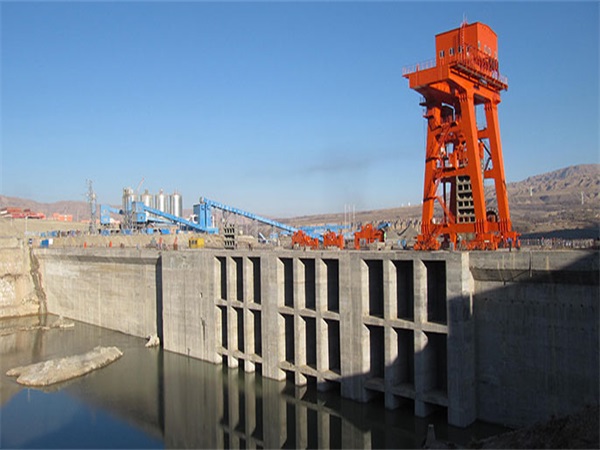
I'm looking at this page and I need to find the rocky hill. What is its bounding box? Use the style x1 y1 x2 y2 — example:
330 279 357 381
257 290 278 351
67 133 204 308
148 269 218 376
503 164 599 236
0 195 92 222
285 164 600 236
1 164 598 237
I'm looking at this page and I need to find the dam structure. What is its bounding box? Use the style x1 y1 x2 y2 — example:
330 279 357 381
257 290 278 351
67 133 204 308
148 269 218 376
33 246 599 429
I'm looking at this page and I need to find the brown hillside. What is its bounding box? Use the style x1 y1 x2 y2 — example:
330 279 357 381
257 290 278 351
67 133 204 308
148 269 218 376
286 164 600 232
503 164 599 235
0 195 91 221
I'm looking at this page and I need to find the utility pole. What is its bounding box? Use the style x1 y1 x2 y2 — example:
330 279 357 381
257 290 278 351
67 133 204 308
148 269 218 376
86 180 98 235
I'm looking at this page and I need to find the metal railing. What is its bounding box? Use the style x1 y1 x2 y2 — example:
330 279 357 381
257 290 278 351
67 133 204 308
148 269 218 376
402 58 436 76
403 51 508 87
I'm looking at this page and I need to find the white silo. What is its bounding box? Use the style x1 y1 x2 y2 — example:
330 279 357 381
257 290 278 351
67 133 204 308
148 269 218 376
141 189 154 209
171 191 183 217
156 189 167 213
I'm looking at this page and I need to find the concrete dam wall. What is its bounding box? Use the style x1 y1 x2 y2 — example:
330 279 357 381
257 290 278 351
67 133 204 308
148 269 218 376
34 247 599 428
35 249 160 339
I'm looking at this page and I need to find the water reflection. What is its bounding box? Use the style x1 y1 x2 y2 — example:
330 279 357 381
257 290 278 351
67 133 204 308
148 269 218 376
1 389 162 449
0 315 505 448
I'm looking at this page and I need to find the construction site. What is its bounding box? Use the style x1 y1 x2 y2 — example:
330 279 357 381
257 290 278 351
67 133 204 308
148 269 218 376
1 20 598 445
12 22 523 253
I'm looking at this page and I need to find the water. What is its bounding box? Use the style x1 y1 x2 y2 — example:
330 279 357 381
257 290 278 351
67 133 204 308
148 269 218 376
0 315 506 449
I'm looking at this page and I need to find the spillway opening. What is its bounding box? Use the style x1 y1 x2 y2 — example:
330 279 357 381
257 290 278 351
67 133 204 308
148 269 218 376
326 319 341 373
367 324 385 379
397 328 415 386
324 259 339 312
234 257 244 302
281 258 294 308
304 317 317 369
394 260 414 320
302 258 316 311
250 257 261 304
425 261 447 324
284 314 295 364
217 256 227 300
365 260 384 318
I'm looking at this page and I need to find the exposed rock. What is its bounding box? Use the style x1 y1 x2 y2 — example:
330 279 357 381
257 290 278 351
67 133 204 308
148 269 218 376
6 346 122 387
145 334 160 348
46 316 74 330
423 424 457 449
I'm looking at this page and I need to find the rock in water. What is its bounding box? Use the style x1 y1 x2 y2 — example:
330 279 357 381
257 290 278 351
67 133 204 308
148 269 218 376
145 334 160 348
6 346 123 387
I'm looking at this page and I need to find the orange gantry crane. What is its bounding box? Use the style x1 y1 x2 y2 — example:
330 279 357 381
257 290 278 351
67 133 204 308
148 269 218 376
291 230 320 250
323 230 345 249
353 224 385 250
292 230 345 250
403 21 519 250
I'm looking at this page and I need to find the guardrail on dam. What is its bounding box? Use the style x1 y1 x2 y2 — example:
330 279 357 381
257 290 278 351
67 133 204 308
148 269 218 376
34 248 599 428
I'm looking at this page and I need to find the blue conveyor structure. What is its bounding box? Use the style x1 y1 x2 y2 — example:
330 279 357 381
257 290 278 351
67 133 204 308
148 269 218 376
194 197 322 241
299 224 351 234
133 202 217 233
100 205 123 225
124 197 330 241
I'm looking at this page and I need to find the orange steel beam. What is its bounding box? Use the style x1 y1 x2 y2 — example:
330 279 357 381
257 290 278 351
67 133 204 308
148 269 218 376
404 21 518 250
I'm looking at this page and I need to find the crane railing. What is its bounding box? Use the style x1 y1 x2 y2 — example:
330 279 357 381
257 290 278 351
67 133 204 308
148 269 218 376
402 58 436 76
403 51 508 88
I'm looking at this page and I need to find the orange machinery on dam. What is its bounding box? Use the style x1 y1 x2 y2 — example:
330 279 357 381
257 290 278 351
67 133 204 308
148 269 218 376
404 21 519 251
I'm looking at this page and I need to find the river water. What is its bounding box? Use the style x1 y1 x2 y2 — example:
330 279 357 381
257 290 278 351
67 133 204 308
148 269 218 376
0 315 506 449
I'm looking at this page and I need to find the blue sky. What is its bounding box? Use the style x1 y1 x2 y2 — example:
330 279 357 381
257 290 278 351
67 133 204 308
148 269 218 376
1 1 598 217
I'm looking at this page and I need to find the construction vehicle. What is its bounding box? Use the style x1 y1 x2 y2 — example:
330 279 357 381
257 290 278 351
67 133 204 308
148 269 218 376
188 237 205 249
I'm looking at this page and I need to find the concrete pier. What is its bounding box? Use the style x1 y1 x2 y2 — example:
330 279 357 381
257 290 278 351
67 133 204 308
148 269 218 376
34 247 599 428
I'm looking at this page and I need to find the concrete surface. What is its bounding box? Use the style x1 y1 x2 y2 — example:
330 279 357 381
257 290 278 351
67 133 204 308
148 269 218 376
7 246 599 429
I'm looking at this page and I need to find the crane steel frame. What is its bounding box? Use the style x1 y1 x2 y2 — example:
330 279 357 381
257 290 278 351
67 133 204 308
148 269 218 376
403 21 519 250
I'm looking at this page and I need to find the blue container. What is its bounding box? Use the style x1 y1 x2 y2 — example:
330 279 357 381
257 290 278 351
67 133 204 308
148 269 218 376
160 229 170 235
